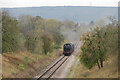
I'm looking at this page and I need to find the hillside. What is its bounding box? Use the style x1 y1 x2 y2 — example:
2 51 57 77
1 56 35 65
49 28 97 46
3 6 118 23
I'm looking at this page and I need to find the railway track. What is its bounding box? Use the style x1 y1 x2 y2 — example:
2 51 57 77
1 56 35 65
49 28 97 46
34 41 79 80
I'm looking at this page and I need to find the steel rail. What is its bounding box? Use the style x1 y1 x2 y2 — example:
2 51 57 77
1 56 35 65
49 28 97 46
36 42 79 80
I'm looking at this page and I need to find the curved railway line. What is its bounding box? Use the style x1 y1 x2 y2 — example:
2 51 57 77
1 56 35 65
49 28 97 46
34 41 79 80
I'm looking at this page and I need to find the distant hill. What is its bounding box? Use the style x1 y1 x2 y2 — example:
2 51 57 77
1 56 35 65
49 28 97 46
3 6 118 23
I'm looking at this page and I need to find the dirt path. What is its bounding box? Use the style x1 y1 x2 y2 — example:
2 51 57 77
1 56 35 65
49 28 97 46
51 41 82 78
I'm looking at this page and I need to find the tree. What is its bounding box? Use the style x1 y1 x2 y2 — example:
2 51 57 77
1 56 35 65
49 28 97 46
24 30 36 53
89 21 94 26
2 11 20 52
18 15 36 35
80 27 106 69
41 33 53 54
46 19 64 45
35 16 46 30
108 16 118 26
24 29 43 53
62 20 74 29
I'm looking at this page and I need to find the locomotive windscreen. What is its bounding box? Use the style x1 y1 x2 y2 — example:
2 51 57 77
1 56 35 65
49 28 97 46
64 44 71 51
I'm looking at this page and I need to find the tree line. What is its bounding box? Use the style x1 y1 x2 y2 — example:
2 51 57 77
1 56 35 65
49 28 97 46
2 11 65 54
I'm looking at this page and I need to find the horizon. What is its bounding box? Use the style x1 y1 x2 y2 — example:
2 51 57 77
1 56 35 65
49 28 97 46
3 6 118 23
0 0 119 8
2 6 118 9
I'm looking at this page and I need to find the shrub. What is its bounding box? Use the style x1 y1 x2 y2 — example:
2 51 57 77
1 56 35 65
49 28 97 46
18 64 25 71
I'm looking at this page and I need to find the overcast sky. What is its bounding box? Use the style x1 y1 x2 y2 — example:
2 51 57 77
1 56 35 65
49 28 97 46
0 0 119 8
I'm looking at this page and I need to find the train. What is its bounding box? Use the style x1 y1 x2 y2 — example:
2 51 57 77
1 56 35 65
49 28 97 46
63 43 74 56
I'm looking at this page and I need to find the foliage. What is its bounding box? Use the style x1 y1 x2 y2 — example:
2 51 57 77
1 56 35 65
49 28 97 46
2 11 20 53
104 24 118 54
54 44 61 49
46 19 64 45
80 27 106 69
24 30 36 53
24 29 43 53
24 56 29 61
61 20 75 29
18 64 25 71
20 16 64 54
80 23 118 69
2 11 65 54
18 15 36 36
41 33 54 54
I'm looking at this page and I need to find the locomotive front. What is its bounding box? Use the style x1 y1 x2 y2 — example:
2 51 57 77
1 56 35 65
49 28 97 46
63 43 74 56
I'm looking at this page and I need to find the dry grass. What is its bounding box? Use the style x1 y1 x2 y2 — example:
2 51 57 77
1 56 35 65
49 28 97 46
73 53 118 78
2 50 60 78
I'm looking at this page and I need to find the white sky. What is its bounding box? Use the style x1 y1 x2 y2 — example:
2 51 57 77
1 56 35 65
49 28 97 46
0 0 119 8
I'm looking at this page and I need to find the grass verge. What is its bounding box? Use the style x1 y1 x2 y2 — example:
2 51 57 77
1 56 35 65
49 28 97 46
72 51 118 78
